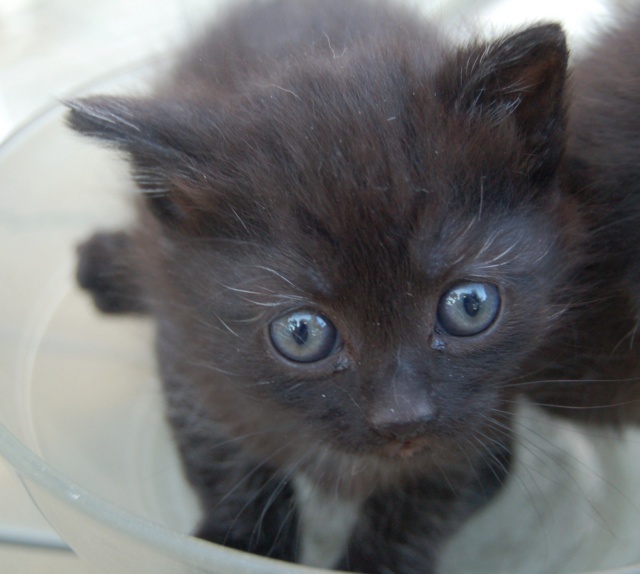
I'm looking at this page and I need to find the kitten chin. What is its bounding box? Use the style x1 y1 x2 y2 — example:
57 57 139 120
66 0 640 572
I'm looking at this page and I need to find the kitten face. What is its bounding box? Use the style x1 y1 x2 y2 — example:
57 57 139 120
134 111 579 487
149 188 576 469
67 19 579 487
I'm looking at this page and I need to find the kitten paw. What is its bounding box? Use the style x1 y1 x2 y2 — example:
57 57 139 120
76 230 147 314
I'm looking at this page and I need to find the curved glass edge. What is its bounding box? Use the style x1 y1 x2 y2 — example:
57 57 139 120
0 55 166 153
0 419 334 574
1 410 632 574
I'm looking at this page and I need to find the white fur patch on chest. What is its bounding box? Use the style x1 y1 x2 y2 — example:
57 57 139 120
292 474 363 569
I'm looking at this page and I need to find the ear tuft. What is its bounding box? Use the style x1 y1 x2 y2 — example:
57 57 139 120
66 97 142 144
66 96 205 225
65 96 192 163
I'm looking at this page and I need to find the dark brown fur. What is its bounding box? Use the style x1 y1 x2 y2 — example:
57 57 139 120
67 1 640 572
568 6 640 314
527 7 640 427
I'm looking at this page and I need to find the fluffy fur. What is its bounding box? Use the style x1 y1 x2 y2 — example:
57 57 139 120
527 7 640 427
568 6 640 318
66 1 640 572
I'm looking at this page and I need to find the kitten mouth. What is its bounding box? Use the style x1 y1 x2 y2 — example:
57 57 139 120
385 438 427 459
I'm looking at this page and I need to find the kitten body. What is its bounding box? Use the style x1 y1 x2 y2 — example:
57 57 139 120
568 6 640 317
67 1 636 572
528 7 640 427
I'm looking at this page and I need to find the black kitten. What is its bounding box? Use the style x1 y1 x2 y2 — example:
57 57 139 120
66 1 625 572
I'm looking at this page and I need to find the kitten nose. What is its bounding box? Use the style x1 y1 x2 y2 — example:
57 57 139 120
369 404 435 442
367 352 435 442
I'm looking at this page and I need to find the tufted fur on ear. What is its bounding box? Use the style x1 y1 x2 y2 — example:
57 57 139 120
66 96 217 224
437 23 568 183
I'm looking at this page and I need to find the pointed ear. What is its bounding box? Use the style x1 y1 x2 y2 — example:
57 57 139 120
439 24 568 182
65 96 207 223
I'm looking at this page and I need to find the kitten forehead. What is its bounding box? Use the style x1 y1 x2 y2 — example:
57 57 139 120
67 17 568 236
203 59 523 205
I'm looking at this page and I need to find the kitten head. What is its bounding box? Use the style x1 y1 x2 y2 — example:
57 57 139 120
67 22 581 486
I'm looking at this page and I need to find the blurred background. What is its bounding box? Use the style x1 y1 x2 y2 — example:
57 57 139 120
0 0 625 141
0 0 630 572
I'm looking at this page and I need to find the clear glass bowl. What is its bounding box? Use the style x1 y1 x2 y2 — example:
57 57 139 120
1 73 640 574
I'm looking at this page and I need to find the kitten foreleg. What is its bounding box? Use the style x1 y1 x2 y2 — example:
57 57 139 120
76 230 148 314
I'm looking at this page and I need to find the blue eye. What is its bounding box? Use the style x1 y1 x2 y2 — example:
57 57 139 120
437 282 500 336
269 310 338 363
